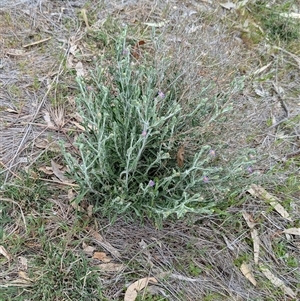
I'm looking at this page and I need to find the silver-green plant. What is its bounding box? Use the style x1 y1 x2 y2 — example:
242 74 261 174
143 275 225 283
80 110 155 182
62 29 255 223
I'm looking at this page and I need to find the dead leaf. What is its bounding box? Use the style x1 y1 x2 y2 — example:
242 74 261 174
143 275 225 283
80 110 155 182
240 262 257 286
242 211 260 264
43 111 55 128
97 262 124 272
222 235 234 251
18 256 28 270
80 9 90 28
247 184 292 221
75 61 85 77
51 160 66 180
69 43 78 56
35 139 65 152
18 271 33 282
176 145 185 168
87 227 121 258
251 229 260 265
131 40 146 60
124 277 158 301
51 160 70 183
282 228 300 236
6 49 26 56
242 211 256 229
70 120 85 131
68 189 84 212
38 166 53 175
5 108 18 113
259 264 296 298
220 2 236 10
253 62 272 75
82 242 96 256
66 54 74 69
93 252 112 263
279 12 300 19
4 278 33 287
0 245 12 261
236 0 250 8
142 21 169 27
87 205 93 217
88 228 104 242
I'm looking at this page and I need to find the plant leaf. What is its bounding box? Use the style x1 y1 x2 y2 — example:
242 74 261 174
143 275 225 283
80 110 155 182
251 229 260 265
279 12 300 19
142 21 169 27
18 256 28 270
97 262 124 272
124 277 158 301
87 227 121 258
259 264 296 298
283 228 300 236
51 160 69 183
242 211 256 229
176 145 185 168
0 245 12 261
220 2 236 10
240 262 257 286
247 184 292 221
93 252 112 263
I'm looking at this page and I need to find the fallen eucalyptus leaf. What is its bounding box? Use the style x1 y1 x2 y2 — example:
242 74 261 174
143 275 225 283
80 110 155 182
247 184 292 221
240 262 257 286
259 264 296 298
124 277 158 301
282 228 300 236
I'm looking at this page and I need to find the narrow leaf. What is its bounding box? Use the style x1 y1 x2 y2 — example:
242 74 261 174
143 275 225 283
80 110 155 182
240 262 257 286
0 245 12 261
176 145 185 168
242 211 256 229
260 264 296 298
283 228 300 236
97 262 124 272
251 229 260 265
247 184 292 221
124 277 158 301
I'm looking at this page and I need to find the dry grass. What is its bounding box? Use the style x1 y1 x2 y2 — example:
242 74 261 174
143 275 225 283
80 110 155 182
1 0 300 300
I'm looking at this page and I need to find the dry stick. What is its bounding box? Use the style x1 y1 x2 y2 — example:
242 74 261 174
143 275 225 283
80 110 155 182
37 177 79 187
268 81 290 130
0 161 22 180
3 39 72 185
272 45 300 70
23 37 51 48
286 149 300 159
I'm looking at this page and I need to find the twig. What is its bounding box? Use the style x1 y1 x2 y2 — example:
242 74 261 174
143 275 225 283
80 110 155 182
23 37 51 48
0 161 22 180
286 149 300 159
272 45 300 70
268 81 290 129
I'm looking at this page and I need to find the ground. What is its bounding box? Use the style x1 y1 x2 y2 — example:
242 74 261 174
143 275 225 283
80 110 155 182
0 0 300 300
